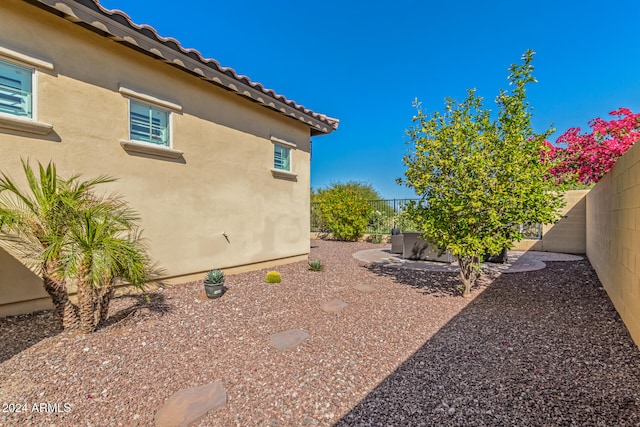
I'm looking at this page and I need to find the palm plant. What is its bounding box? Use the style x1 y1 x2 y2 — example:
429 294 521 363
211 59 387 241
0 160 157 332
0 161 115 329
61 203 154 333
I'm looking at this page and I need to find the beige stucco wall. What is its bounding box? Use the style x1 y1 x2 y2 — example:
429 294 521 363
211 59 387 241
512 190 588 253
586 141 640 346
0 1 314 315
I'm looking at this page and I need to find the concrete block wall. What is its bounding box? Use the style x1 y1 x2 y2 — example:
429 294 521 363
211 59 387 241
586 141 640 346
512 190 588 253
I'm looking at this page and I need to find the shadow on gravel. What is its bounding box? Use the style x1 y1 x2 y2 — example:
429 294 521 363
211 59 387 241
366 264 471 297
336 260 640 426
0 310 62 363
0 292 171 362
102 292 171 328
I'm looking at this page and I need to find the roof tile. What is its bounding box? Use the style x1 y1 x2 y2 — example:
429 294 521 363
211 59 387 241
32 0 339 134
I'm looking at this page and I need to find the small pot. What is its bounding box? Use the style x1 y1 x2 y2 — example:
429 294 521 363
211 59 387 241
204 282 225 298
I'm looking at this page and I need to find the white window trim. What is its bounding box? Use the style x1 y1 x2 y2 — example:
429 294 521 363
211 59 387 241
126 98 173 146
273 143 292 171
0 46 54 71
270 136 297 149
0 48 53 134
270 135 297 180
120 86 180 155
119 86 182 112
270 168 297 180
0 114 52 135
119 139 183 159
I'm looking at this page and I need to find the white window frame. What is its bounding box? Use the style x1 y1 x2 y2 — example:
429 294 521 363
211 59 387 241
0 59 34 119
119 86 183 159
274 143 291 171
0 46 53 135
128 99 171 147
270 136 297 180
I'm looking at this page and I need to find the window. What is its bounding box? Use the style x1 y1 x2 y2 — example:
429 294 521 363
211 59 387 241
270 136 297 180
129 99 170 146
119 86 182 159
0 47 53 135
0 59 32 118
274 143 291 171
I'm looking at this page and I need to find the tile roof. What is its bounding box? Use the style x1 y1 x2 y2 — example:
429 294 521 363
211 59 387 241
29 0 339 135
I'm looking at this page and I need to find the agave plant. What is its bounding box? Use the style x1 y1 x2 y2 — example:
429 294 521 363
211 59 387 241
204 269 225 285
308 259 323 272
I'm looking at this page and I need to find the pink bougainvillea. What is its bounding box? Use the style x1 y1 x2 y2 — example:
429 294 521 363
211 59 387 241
546 108 640 184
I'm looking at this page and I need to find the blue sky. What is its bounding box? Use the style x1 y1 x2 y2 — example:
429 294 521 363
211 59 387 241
100 0 640 199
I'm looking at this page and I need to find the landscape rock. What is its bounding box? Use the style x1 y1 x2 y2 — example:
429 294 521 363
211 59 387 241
354 283 376 293
155 381 227 427
321 300 348 313
270 329 309 350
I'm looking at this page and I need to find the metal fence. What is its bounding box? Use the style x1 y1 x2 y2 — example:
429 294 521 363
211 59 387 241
311 198 419 235
518 223 542 240
311 198 542 239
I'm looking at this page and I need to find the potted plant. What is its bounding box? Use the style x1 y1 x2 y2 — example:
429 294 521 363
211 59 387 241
204 269 225 298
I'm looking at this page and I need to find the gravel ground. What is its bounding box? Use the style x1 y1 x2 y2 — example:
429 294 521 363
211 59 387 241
1 239 640 426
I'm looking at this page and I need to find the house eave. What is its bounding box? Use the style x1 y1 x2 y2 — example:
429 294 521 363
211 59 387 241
25 0 339 135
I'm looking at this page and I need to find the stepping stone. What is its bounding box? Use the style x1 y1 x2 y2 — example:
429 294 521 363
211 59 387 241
321 299 348 313
354 283 376 293
270 329 309 350
155 381 227 427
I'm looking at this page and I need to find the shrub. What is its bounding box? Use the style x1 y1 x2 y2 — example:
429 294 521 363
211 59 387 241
265 271 281 283
319 188 372 241
368 208 393 234
394 209 421 232
545 108 640 185
308 259 323 271
368 234 385 243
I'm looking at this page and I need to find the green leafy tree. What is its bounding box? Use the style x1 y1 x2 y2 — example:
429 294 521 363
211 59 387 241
312 181 382 201
0 161 157 332
400 50 564 297
318 187 372 241
312 181 386 236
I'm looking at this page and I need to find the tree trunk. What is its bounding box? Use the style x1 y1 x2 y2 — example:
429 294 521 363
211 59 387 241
95 280 115 327
77 271 98 334
42 268 79 331
458 256 474 299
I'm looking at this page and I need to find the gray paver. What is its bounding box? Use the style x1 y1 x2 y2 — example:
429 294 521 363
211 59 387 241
354 283 377 293
270 329 309 350
321 299 348 313
155 381 227 427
